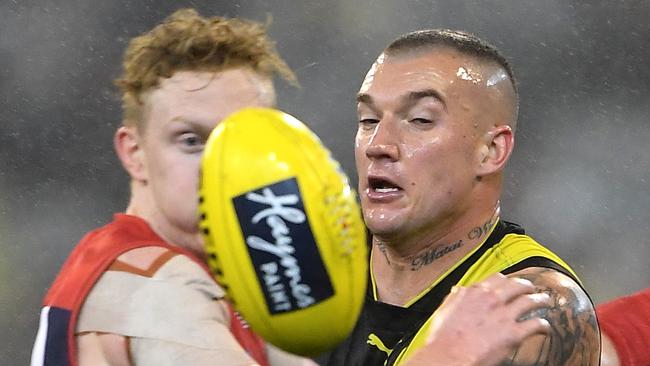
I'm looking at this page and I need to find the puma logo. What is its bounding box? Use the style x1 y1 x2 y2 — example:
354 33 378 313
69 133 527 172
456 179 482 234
367 333 393 358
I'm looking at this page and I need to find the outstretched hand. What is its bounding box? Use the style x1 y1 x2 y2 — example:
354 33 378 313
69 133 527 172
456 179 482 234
404 273 551 366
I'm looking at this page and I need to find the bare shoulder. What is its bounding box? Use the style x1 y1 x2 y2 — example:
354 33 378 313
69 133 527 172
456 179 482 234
503 267 600 366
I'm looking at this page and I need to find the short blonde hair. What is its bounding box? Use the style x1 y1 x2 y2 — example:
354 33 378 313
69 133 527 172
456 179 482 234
115 8 295 128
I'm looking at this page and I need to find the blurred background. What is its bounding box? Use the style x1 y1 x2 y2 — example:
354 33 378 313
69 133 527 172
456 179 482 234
1 0 648 363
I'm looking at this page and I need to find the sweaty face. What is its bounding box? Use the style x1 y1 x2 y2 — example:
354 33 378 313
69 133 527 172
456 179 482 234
355 49 503 241
139 69 274 249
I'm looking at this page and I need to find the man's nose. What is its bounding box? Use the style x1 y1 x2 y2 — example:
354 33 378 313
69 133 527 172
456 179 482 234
365 119 399 161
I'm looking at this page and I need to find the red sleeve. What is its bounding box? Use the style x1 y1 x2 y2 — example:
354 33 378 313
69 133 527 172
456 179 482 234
596 287 650 366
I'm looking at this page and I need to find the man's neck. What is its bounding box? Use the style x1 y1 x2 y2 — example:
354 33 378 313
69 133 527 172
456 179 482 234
371 206 500 306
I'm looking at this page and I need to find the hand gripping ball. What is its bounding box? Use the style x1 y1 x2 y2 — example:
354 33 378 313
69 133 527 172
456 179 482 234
198 107 368 356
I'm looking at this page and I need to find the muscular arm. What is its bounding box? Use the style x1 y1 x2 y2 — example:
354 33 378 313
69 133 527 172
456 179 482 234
402 274 552 366
503 268 600 366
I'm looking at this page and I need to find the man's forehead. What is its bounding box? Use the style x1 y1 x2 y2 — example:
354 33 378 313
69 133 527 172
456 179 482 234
157 69 266 92
358 51 460 100
141 69 275 127
360 48 511 97
146 69 274 105
160 70 221 90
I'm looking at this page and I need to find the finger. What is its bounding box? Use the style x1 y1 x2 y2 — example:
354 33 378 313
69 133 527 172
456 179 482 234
508 292 551 319
516 318 551 338
475 275 536 305
496 277 538 303
477 273 533 292
475 273 509 288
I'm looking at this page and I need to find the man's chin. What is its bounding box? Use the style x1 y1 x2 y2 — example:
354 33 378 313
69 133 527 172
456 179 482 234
365 221 404 240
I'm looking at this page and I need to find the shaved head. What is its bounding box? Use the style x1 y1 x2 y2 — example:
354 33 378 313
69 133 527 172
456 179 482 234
382 29 519 130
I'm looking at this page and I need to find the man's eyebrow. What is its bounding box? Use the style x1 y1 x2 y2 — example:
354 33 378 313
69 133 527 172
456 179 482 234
356 89 446 111
170 117 214 136
405 89 446 110
356 93 374 106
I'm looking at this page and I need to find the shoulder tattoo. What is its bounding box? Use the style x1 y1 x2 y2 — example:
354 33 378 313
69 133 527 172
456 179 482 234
501 267 600 366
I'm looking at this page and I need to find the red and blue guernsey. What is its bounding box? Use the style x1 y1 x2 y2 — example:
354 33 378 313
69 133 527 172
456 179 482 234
597 287 650 366
30 213 268 366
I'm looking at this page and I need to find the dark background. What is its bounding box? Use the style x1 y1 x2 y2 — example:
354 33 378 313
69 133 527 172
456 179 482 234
1 1 648 363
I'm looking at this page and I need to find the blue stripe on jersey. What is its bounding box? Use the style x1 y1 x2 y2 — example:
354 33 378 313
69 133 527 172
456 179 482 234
44 307 71 366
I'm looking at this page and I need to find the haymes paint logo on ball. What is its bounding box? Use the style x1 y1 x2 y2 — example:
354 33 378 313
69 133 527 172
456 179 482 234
233 177 334 314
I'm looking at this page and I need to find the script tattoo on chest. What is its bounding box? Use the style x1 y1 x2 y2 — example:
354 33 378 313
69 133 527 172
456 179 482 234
410 239 463 271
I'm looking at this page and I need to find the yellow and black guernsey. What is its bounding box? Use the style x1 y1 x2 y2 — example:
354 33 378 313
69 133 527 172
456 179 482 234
327 219 584 366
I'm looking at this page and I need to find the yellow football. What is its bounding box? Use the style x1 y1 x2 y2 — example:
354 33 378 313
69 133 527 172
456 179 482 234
198 107 368 356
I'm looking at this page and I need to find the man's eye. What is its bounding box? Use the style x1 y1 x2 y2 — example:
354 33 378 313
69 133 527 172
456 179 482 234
359 118 379 125
411 118 433 124
183 134 200 146
178 132 204 150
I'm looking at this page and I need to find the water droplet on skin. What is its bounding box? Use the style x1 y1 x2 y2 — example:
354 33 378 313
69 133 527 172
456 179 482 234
486 69 508 87
456 66 482 85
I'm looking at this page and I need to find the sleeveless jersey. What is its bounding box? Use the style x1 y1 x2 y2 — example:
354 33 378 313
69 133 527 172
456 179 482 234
30 213 268 366
328 220 584 366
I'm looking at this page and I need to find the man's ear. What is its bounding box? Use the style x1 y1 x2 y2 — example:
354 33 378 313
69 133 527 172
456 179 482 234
114 126 147 183
476 125 514 177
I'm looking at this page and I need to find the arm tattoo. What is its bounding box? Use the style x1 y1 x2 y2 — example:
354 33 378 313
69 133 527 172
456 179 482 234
501 268 600 366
